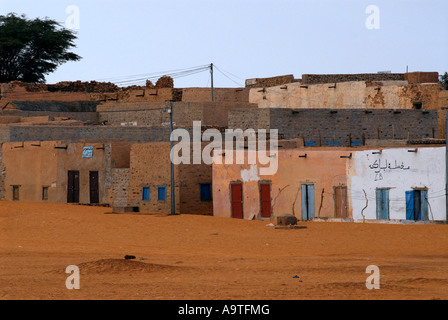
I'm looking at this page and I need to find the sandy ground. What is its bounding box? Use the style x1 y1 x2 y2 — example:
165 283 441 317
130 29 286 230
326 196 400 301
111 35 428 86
0 201 447 300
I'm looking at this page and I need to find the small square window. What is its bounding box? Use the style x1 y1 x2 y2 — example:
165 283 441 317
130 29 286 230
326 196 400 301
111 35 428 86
142 187 150 201
12 185 20 201
157 186 166 201
42 186 49 200
200 183 212 201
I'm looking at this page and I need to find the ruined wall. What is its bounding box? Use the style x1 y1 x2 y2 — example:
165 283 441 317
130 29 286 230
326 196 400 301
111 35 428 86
249 81 442 110
228 108 440 145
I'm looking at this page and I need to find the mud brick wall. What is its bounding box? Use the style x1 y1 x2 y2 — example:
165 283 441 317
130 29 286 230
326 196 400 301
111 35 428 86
2 125 189 143
181 88 250 103
269 109 439 146
2 110 99 122
108 168 130 207
178 144 213 215
0 145 5 200
98 101 257 127
404 72 439 84
302 73 405 84
128 143 180 213
228 108 270 130
245 75 296 88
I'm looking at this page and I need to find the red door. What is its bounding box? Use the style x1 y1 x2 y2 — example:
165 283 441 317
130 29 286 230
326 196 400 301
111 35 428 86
231 183 243 219
260 183 271 218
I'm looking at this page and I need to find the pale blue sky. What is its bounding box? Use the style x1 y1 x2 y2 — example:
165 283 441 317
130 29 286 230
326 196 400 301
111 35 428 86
1 0 447 87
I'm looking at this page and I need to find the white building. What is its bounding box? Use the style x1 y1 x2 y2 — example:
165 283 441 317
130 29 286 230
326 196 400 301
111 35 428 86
348 146 446 222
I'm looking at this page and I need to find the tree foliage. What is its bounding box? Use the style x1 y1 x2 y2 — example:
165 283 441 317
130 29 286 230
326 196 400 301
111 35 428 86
440 72 448 90
0 13 81 83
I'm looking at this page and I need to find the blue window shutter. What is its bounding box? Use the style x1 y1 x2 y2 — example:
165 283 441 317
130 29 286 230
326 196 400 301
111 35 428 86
421 190 428 221
142 187 150 201
200 183 212 201
405 191 414 220
158 186 166 201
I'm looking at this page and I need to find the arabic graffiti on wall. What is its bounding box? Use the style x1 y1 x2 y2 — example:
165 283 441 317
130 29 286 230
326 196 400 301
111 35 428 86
368 159 410 181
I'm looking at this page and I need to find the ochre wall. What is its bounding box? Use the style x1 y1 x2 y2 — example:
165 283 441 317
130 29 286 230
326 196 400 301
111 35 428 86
2 141 110 204
212 148 350 220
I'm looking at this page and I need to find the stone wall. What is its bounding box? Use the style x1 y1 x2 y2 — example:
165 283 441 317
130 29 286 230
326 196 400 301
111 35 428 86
302 73 405 84
228 108 440 146
0 125 187 143
108 168 130 207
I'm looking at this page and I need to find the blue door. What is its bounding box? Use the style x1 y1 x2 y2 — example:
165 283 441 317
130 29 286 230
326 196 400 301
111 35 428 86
301 184 315 221
376 189 389 220
406 190 428 221
405 190 414 220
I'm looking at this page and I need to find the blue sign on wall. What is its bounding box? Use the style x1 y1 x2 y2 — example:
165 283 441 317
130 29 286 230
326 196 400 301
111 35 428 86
82 146 94 158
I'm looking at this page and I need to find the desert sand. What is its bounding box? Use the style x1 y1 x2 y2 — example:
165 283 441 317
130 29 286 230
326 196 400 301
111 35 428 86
0 201 447 300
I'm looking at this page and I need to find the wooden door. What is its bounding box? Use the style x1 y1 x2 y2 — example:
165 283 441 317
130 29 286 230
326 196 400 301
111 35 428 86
89 171 99 204
260 183 271 218
334 186 348 218
231 183 243 219
67 170 80 203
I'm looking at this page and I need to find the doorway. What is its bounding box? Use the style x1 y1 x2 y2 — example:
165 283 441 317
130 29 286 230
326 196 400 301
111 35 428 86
301 184 315 221
230 182 243 219
89 171 99 204
67 170 80 203
406 189 428 221
334 186 348 218
259 182 271 219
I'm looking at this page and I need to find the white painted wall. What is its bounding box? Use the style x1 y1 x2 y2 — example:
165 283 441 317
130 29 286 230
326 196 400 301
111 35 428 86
348 147 446 221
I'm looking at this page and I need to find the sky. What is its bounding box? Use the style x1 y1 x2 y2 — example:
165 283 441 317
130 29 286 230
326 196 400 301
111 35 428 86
1 0 447 88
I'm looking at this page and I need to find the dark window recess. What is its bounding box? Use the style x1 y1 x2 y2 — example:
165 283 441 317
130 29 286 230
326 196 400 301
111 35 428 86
200 183 212 201
12 186 20 201
42 186 49 200
157 186 166 201
142 187 150 201
413 102 422 109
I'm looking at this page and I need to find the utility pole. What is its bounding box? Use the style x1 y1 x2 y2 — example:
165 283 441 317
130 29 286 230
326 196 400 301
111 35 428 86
210 63 214 102
168 100 176 215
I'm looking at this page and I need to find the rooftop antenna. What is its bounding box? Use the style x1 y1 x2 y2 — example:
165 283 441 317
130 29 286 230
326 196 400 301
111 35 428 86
210 63 214 102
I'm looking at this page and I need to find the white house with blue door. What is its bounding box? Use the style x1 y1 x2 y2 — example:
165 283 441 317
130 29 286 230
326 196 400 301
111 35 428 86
348 146 446 222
